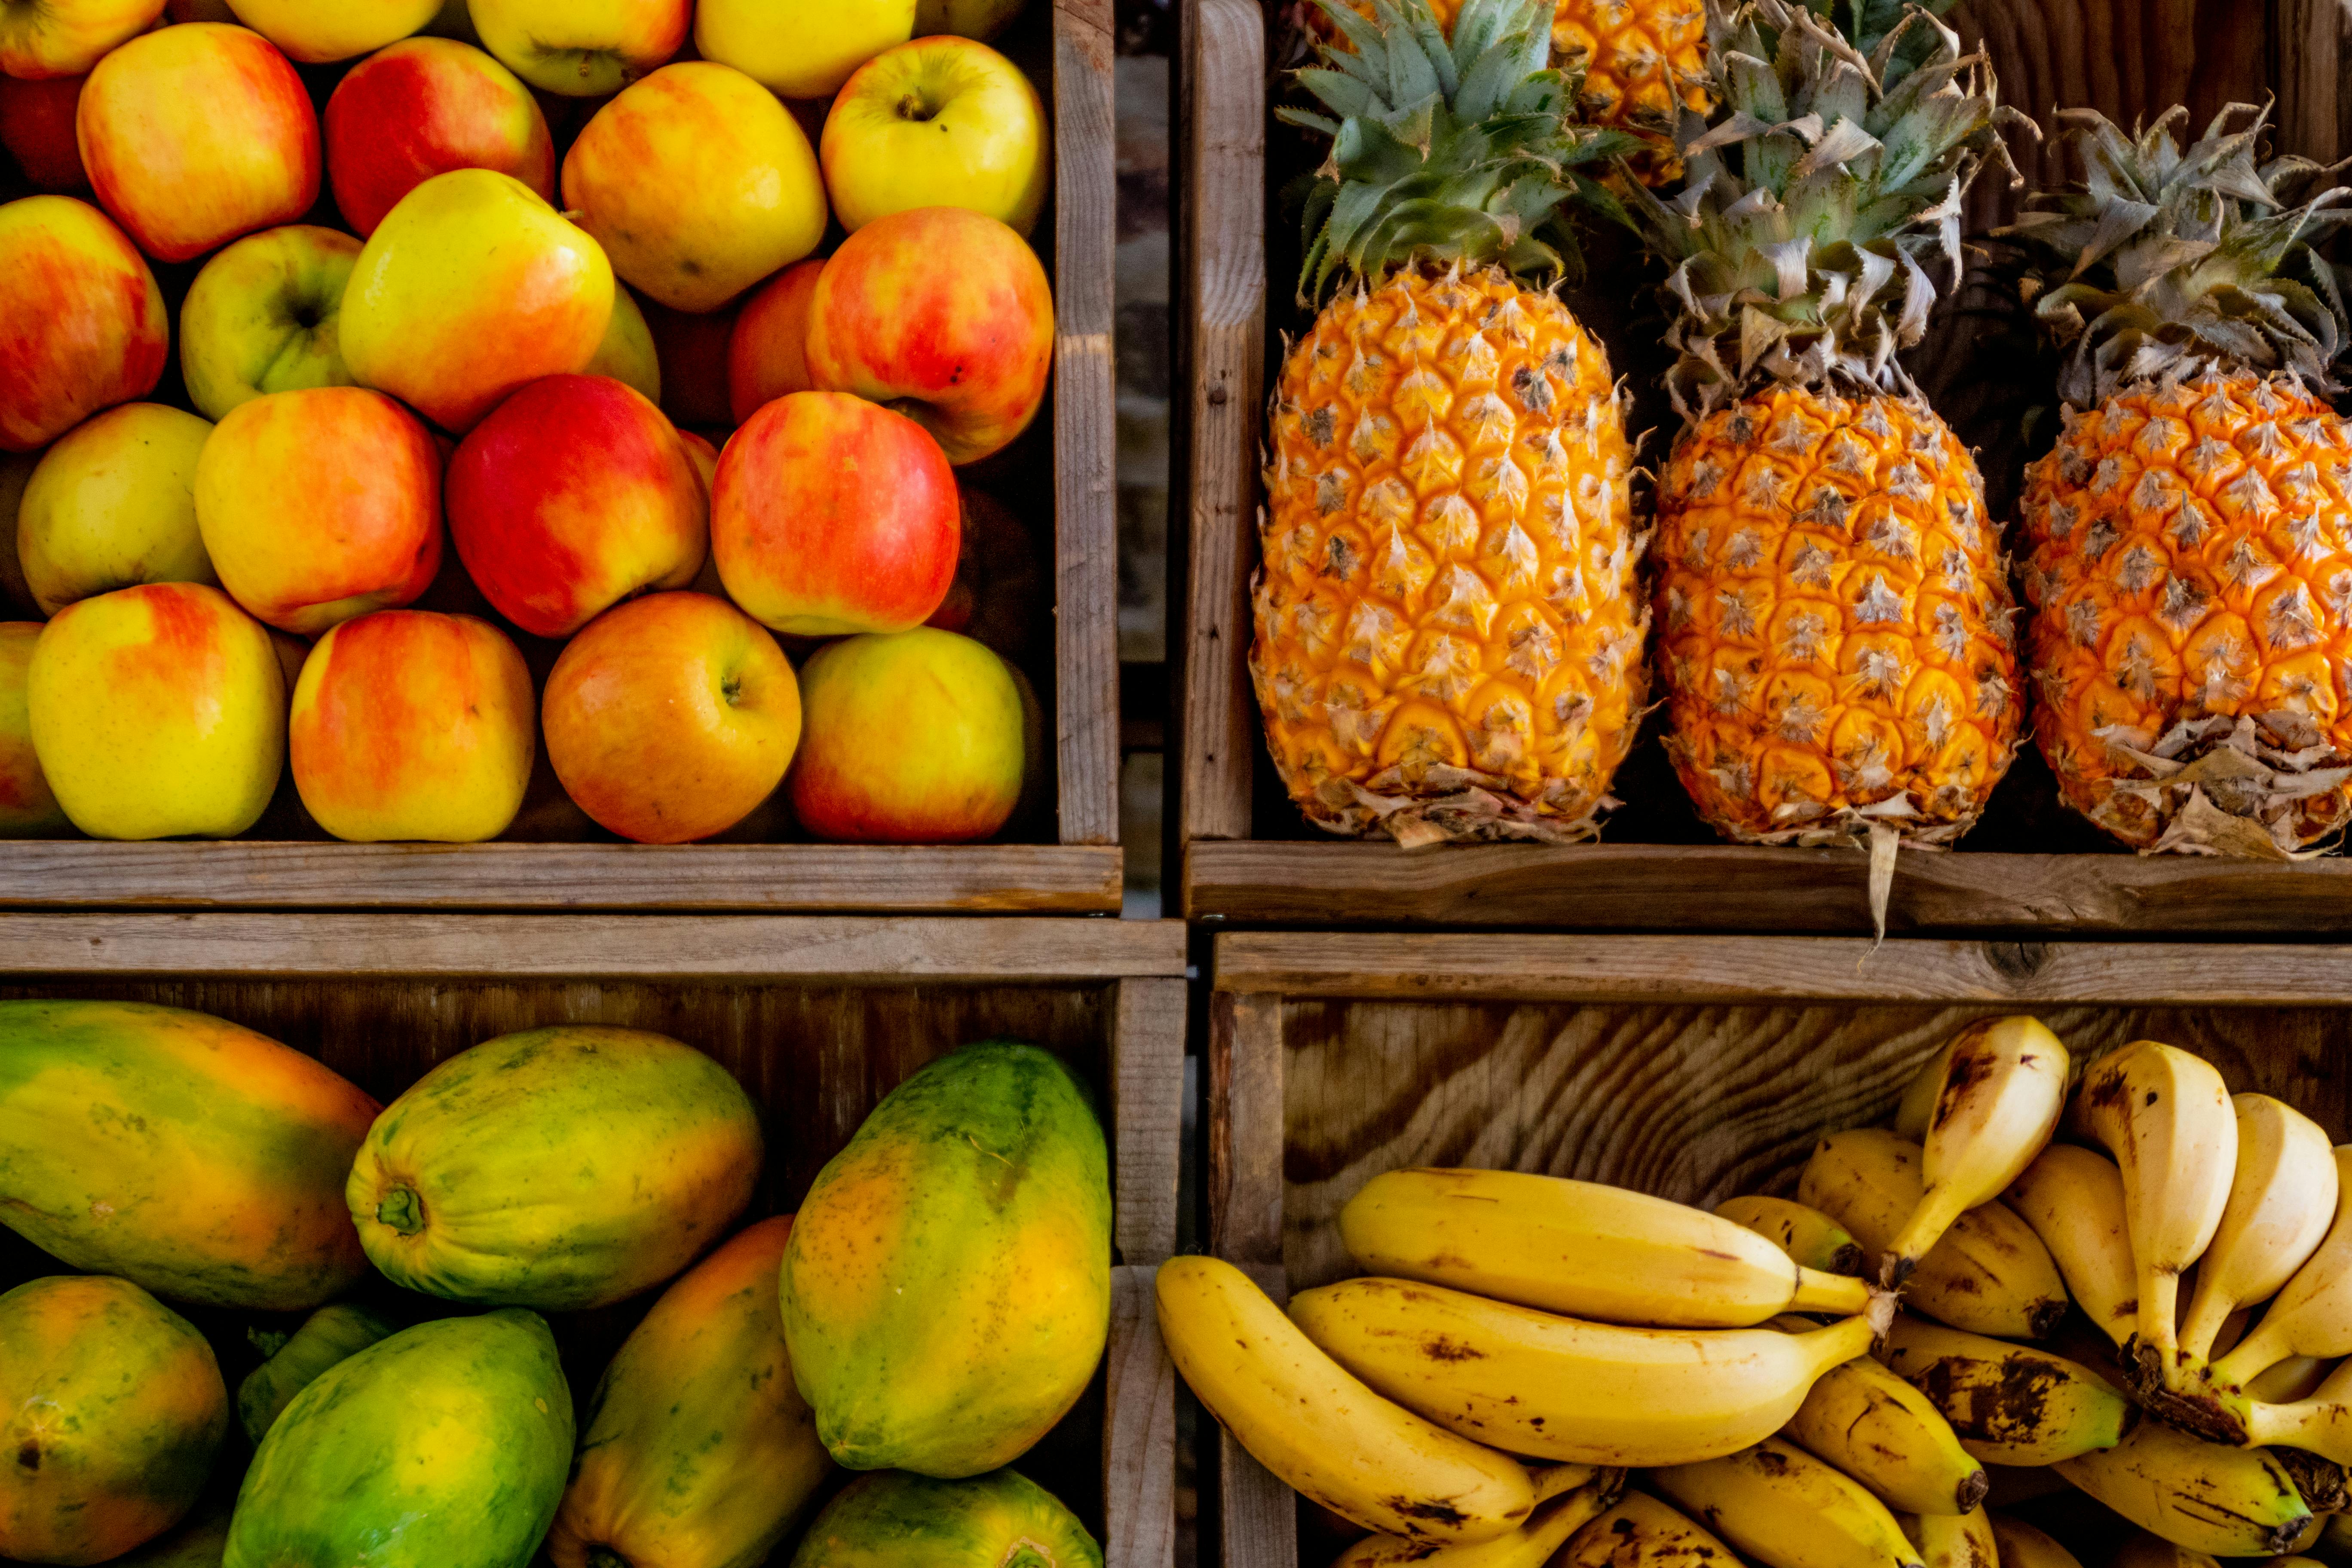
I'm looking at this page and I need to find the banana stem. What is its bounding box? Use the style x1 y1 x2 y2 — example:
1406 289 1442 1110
1883 1184 1970 1287
2211 1322 2293 1394
1790 1265 1874 1319
2245 1400 2352 1467
2177 1286 2236 1366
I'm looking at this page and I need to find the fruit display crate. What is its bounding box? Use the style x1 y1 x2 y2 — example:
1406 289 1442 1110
0 0 1120 917
1174 0 2352 934
1200 928 2352 1567
0 911 1186 1568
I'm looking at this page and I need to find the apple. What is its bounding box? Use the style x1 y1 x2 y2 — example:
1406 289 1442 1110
289 607 534 841
178 225 362 421
27 580 286 839
562 62 826 313
445 373 705 638
822 37 1046 236
77 25 321 264
695 0 913 100
645 295 735 428
542 591 797 843
0 0 163 78
914 0 1026 41
341 167 614 432
0 74 85 191
18 402 215 616
0 622 65 835
0 452 35 613
224 0 442 62
806 205 1052 465
195 386 442 634
586 283 659 403
726 257 822 424
166 0 239 17
0 196 166 452
325 36 554 238
675 426 717 490
712 390 956 636
925 484 1041 658
789 626 1021 841
470 0 687 97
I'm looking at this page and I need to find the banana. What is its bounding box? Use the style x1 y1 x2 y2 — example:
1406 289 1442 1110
1771 1316 1988 1515
1338 1168 1881 1329
1883 1018 2070 1288
2053 1419 2312 1556
1894 1507 1997 1568
1333 1471 1627 1568
1651 1437 1925 1568
1559 1492 1742 1567
2003 1143 2138 1346
1152 1256 1535 1543
1984 1517 2082 1568
2064 1041 2239 1392
2177 1096 2339 1366
1877 1314 2130 1466
2248 1354 2334 1404
2239 1357 2352 1465
2205 1147 2352 1400
2112 1533 2218 1568
1799 1130 2068 1340
1288 1275 1878 1468
2325 1512 2352 1553
1718 1194 1867 1277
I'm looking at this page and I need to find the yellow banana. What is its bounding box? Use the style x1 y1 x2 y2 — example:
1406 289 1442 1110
1153 1256 1534 1543
1884 1018 2070 1287
1288 1275 1878 1468
2324 1512 2352 1553
1984 1516 2082 1568
2238 1356 2352 1464
1877 1314 2130 1466
1338 1168 1879 1329
2177 1096 2339 1366
1894 1507 1996 1568
1559 1492 1742 1567
2112 1533 2217 1568
1799 1130 2067 1340
2054 1419 2312 1556
2206 1147 2352 1398
2065 1041 2239 1392
2248 1354 2333 1403
1718 1194 1867 1277
1652 1437 1925 1568
1333 1471 1626 1568
1771 1316 1987 1516
2003 1143 2137 1346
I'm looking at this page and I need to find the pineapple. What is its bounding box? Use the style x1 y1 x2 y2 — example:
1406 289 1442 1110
1254 0 1647 845
1626 0 2028 864
2007 105 2352 856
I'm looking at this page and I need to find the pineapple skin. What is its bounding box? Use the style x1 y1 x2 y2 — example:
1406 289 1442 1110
2020 371 2352 853
1253 266 1648 845
1654 386 2023 844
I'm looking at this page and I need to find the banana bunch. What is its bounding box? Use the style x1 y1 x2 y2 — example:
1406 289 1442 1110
1874 1315 2130 1466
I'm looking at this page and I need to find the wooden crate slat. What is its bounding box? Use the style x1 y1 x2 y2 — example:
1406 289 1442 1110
1105 1265 1180 1568
1112 977 1189 1266
2275 0 2352 163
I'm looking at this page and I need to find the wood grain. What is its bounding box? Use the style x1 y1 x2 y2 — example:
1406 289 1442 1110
1107 1265 1180 1568
2274 0 2351 164
1209 989 1287 1268
1113 977 1190 1266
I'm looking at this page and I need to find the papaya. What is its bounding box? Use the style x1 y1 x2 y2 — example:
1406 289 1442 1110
347 1026 762 1309
111 1492 231 1566
0 1275 228 1566
237 1302 397 1446
0 1001 380 1310
546 1215 833 1568
780 1040 1110 1477
787 1469 1102 1568
224 1308 573 1568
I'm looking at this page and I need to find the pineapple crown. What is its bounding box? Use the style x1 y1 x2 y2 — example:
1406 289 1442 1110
1622 0 2027 419
2000 103 2352 407
1283 0 1640 303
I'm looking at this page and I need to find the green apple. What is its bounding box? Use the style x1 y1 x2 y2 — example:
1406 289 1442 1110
585 283 661 404
471 0 689 96
180 226 364 423
695 0 915 99
914 0 1027 41
18 403 216 617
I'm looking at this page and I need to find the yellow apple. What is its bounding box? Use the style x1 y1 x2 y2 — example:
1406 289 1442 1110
179 225 363 422
18 402 215 616
0 622 67 836
224 0 443 62
470 0 687 96
822 36 1047 236
694 0 915 100
0 0 165 79
914 0 1026 41
788 626 1023 841
28 581 286 839
585 283 660 403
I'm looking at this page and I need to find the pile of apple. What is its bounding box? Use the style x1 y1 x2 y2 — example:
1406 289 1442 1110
0 0 1056 847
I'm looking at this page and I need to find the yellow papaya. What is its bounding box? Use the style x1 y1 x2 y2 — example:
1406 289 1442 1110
788 1469 1101 1568
347 1026 762 1310
547 1215 833 1568
0 1001 380 1310
780 1039 1110 1478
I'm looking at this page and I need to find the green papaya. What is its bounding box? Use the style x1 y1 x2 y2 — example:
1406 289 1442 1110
780 1040 1110 1477
224 1309 572 1568
237 1302 397 1446
0 1275 229 1566
788 1469 1101 1568
347 1026 763 1309
0 1001 380 1309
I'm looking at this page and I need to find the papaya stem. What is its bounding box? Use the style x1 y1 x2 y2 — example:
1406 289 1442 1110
376 1187 425 1236
588 1550 632 1568
1002 1544 1054 1568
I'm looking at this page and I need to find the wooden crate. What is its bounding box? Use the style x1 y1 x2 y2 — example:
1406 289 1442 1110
1203 929 2352 1568
0 913 1186 1568
0 0 1120 916
1176 0 2352 934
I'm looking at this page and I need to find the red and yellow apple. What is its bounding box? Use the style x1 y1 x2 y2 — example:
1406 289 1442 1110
675 427 718 492
562 62 825 313
224 0 442 62
195 386 443 634
914 0 1028 42
543 590 799 843
0 74 85 191
340 167 614 432
586 283 660 403
0 622 66 836
806 205 1052 464
0 452 36 613
18 402 215 616
694 0 913 99
0 0 163 79
77 24 321 264
822 37 1046 236
0 195 166 452
925 485 1041 658
325 36 554 238
27 580 286 839
712 390 957 636
446 373 706 638
726 257 822 424
470 0 687 96
290 608 534 841
789 626 1022 841
645 294 735 428
179 225 362 421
